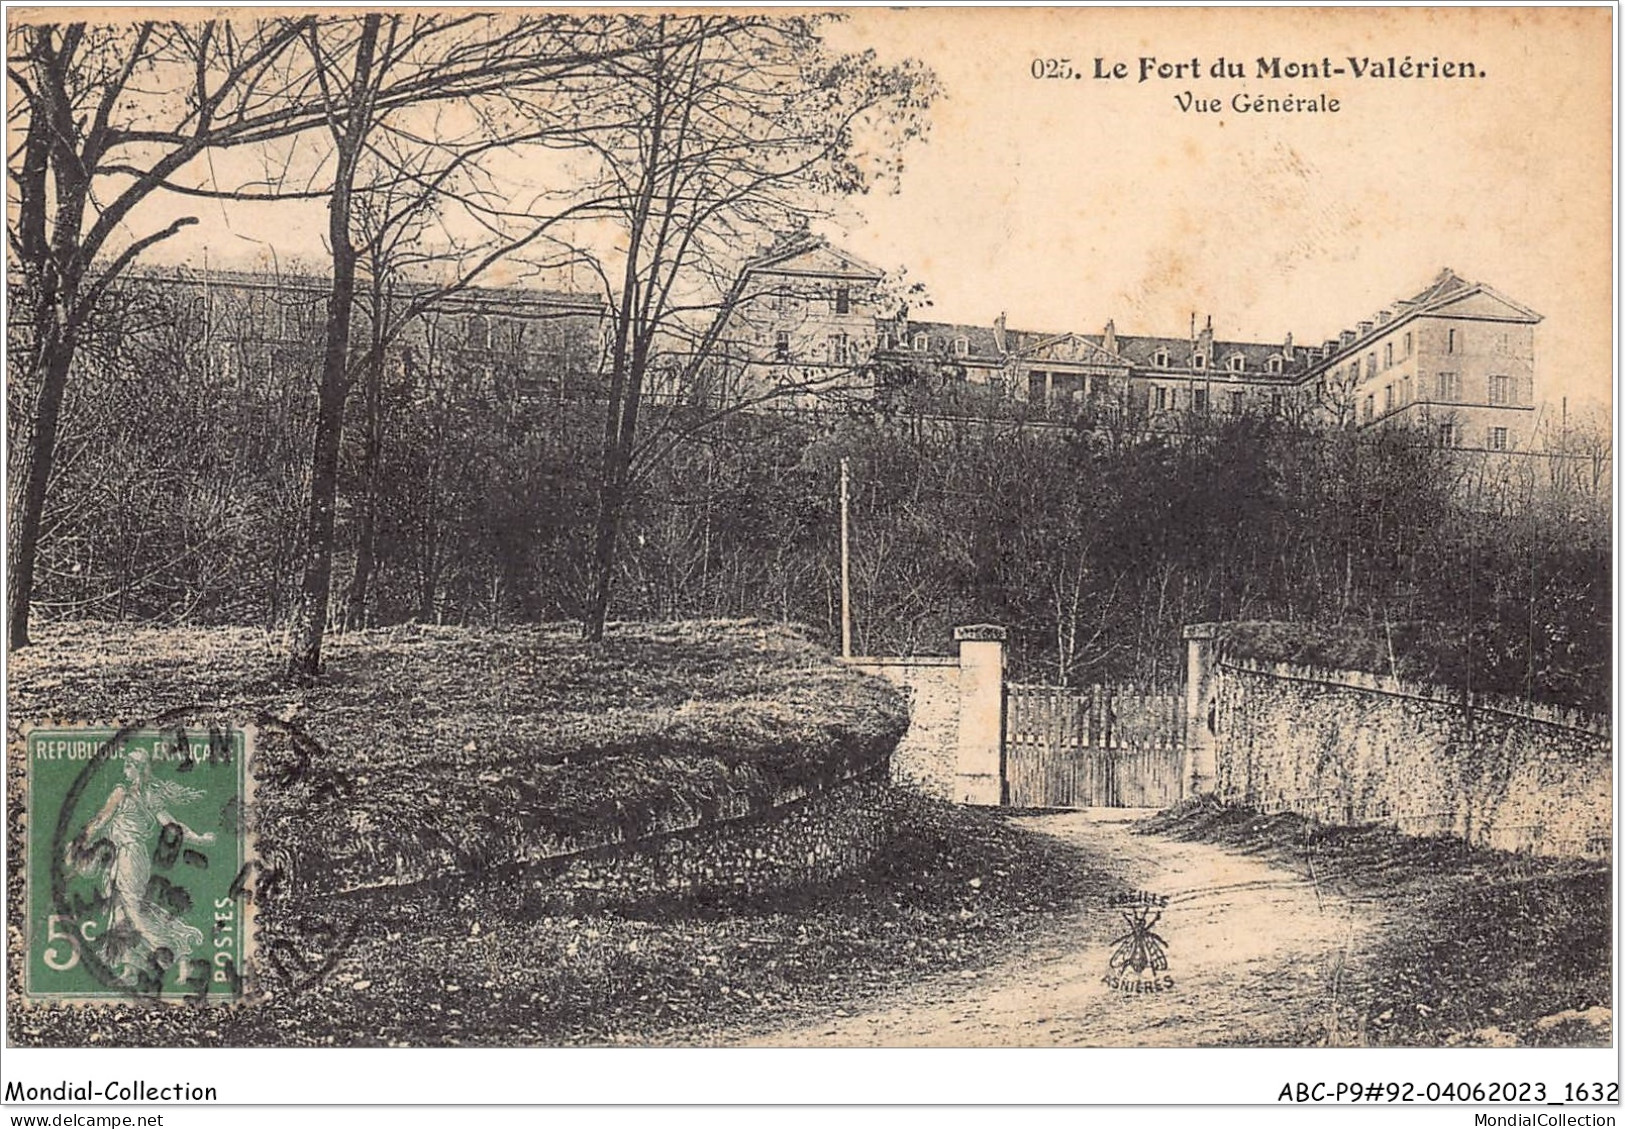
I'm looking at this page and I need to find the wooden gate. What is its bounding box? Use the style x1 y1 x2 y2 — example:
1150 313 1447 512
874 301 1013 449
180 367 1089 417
1004 683 1185 808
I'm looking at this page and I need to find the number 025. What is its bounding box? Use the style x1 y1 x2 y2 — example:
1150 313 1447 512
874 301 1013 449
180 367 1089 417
1030 58 1074 79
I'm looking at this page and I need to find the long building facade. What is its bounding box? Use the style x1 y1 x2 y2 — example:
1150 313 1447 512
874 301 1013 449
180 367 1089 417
722 235 1543 449
102 238 1543 454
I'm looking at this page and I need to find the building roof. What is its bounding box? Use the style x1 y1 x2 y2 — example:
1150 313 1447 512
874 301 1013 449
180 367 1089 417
741 233 886 281
1311 267 1542 375
884 317 1309 379
1404 267 1471 307
125 264 605 315
889 318 1005 359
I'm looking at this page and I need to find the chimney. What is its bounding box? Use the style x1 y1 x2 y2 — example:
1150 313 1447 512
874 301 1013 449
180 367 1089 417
1283 332 1294 361
1103 318 1117 354
1197 315 1213 358
993 312 1007 355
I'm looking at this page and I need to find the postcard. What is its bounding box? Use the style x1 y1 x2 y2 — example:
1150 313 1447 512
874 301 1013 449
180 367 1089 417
3 4 1614 1118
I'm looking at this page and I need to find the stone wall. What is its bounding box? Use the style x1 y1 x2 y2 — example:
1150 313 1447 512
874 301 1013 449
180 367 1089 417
846 624 1007 804
845 657 960 798
1207 651 1610 859
526 764 896 910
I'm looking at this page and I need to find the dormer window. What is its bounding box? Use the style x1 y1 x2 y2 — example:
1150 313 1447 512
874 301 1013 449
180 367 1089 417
953 336 969 357
912 333 927 352
1227 355 1245 373
1267 356 1284 375
1153 349 1170 368
1192 354 1206 370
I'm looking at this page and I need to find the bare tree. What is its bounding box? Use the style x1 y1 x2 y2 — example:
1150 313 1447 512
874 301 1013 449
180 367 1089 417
5 17 323 648
564 14 937 640
276 13 648 681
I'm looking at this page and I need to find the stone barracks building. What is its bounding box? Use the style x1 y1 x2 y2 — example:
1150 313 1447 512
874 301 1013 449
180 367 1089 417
721 234 1542 450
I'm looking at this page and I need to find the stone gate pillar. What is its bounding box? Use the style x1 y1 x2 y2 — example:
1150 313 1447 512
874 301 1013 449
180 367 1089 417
952 624 1006 805
1182 623 1221 797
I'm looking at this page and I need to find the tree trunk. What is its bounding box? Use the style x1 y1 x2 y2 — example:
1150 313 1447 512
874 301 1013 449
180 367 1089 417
344 339 386 630
9 323 75 651
285 15 380 683
585 467 628 641
286 212 358 681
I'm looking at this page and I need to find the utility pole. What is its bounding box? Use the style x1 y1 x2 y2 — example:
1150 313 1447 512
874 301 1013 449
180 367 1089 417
840 457 852 658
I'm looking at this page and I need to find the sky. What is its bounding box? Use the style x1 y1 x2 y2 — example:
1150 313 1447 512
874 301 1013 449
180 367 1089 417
111 5 1614 419
822 6 1614 419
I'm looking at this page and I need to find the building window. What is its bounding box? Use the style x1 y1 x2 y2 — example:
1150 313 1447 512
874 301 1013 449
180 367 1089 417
1154 385 1168 410
1488 374 1510 404
828 333 849 364
1384 384 1394 412
835 287 850 315
1270 392 1283 415
1267 356 1283 374
1384 341 1393 369
1154 349 1170 368
1403 331 1413 358
877 331 890 351
1363 394 1374 423
912 333 927 352
1192 353 1206 370
1439 421 1456 447
1488 426 1509 451
1228 390 1244 414
1447 327 1457 353
953 336 969 357
775 331 790 361
1402 375 1413 404
1437 371 1460 400
1028 370 1048 405
1192 388 1208 412
1228 355 1245 373
1366 352 1377 379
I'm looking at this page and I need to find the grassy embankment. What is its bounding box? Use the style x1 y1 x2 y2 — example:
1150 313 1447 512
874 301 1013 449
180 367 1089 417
8 621 1113 1046
1142 799 1612 1047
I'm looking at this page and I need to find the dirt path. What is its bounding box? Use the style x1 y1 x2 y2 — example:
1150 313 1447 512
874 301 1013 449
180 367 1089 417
743 808 1377 1047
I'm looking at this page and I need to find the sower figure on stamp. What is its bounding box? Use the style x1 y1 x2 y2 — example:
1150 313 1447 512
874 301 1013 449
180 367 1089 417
68 747 216 988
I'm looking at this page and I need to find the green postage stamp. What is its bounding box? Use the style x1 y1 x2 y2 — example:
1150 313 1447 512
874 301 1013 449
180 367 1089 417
24 723 251 1003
